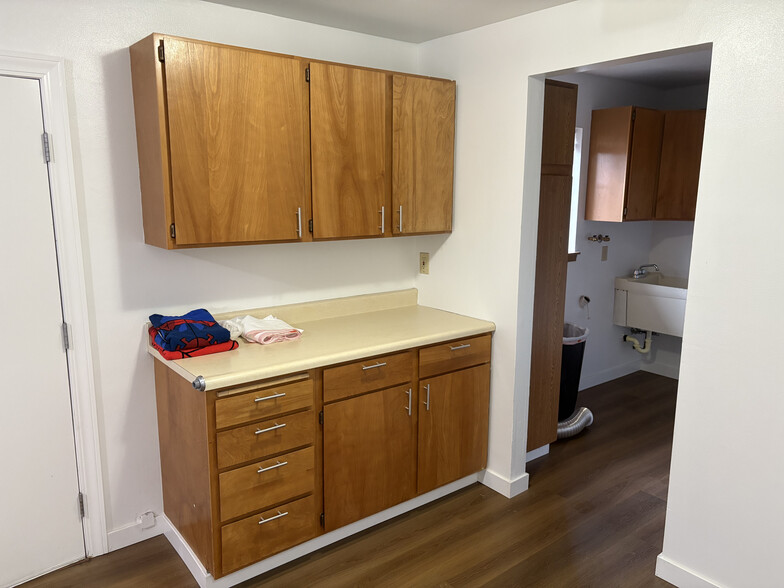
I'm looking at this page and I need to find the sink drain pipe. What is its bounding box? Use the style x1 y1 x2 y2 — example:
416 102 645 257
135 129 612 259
624 330 653 354
557 407 594 439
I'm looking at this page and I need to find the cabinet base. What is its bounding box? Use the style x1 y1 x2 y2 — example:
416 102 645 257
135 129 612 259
163 473 481 587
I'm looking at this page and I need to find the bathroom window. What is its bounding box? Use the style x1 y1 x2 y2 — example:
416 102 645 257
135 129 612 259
568 127 583 255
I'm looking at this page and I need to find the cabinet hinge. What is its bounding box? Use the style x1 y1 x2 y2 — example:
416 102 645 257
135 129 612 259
318 410 324 425
61 322 71 351
623 207 628 217
170 223 176 239
158 41 165 63
320 512 325 528
305 67 310 83
41 131 51 163
308 219 313 233
78 492 86 518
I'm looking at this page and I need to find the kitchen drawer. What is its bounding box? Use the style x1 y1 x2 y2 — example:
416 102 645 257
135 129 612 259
219 446 315 522
216 410 315 469
419 334 491 379
221 495 317 575
323 351 414 403
215 378 313 430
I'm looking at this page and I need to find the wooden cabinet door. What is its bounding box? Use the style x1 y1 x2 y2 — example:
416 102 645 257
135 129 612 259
655 110 706 220
163 38 310 245
585 106 633 222
392 75 455 234
310 62 387 239
626 108 664 220
418 364 490 494
323 385 416 531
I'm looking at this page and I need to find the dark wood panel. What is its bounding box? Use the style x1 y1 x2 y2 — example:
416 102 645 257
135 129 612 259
541 79 578 168
656 109 706 220
584 106 632 222
323 385 417 531
153 361 215 574
310 62 387 239
626 107 664 220
418 364 490 494
24 372 676 588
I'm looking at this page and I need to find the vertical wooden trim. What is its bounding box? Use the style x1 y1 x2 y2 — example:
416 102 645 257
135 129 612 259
527 80 578 452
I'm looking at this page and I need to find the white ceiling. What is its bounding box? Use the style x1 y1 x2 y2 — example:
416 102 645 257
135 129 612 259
203 0 576 43
576 49 712 89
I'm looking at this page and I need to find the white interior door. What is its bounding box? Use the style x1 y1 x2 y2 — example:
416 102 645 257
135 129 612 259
0 74 85 586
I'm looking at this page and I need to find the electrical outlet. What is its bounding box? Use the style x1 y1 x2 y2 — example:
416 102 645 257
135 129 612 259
419 252 430 274
601 245 608 262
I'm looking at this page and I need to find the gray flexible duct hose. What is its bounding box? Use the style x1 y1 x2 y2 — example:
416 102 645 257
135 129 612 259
557 407 594 439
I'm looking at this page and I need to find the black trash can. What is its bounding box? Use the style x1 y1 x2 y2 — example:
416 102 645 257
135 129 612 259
558 323 589 421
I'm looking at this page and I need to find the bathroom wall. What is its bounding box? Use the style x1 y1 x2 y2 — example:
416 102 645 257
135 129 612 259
557 72 709 387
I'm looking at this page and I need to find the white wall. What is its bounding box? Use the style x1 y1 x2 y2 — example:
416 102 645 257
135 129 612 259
557 74 707 387
0 0 421 543
418 1 784 586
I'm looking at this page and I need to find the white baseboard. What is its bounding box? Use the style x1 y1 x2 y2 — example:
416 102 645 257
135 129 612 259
163 474 480 587
656 554 721 588
641 362 680 380
107 514 164 552
579 360 640 391
478 468 529 498
526 444 549 462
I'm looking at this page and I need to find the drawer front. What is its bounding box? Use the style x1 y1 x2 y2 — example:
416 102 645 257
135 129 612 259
216 410 315 469
215 378 313 429
419 334 492 379
219 446 315 522
221 495 318 575
323 351 414 403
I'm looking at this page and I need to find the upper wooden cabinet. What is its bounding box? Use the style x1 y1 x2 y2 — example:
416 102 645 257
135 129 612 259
129 34 456 248
310 63 388 239
130 35 311 247
584 105 705 222
392 75 456 235
655 110 706 220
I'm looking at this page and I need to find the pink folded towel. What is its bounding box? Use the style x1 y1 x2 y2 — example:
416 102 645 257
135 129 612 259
221 315 303 345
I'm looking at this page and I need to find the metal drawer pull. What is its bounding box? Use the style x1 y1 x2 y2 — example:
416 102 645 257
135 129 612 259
398 205 403 232
405 388 412 416
257 460 288 474
255 423 286 435
423 384 431 411
379 206 385 234
258 510 289 525
254 392 286 403
296 208 302 238
450 343 471 351
362 362 387 371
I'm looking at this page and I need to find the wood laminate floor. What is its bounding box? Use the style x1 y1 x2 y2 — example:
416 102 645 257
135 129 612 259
24 371 676 588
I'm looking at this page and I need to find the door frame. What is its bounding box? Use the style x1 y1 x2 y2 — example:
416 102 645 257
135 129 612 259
0 52 107 557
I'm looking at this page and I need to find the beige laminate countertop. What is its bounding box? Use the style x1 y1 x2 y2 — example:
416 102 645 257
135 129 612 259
147 290 495 391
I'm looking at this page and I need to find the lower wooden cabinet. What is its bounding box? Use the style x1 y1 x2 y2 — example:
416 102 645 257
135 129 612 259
323 384 417 531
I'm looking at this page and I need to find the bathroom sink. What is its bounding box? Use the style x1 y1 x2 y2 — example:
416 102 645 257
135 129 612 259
613 273 688 337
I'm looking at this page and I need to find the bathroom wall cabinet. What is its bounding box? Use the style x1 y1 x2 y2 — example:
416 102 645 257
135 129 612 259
129 34 455 248
584 106 705 222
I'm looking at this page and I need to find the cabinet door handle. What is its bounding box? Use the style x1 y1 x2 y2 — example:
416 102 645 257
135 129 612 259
397 205 403 232
423 384 430 411
450 343 471 351
255 422 286 435
257 460 288 474
405 388 412 416
258 510 289 525
254 392 286 403
296 207 302 238
379 206 385 234
361 362 387 371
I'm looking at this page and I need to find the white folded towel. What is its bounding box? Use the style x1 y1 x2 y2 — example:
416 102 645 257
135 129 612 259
221 315 303 345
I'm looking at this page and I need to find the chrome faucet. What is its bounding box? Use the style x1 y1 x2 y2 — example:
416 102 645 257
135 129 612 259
633 263 659 279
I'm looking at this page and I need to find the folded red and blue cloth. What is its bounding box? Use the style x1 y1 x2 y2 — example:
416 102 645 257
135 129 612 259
149 308 238 360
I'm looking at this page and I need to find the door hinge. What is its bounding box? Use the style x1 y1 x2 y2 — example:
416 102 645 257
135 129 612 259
158 41 165 63
42 132 51 163
632 109 637 121
320 512 325 528
78 492 86 518
62 322 71 351
318 410 323 425
305 67 310 82
623 207 628 217
170 223 176 239
308 219 313 233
